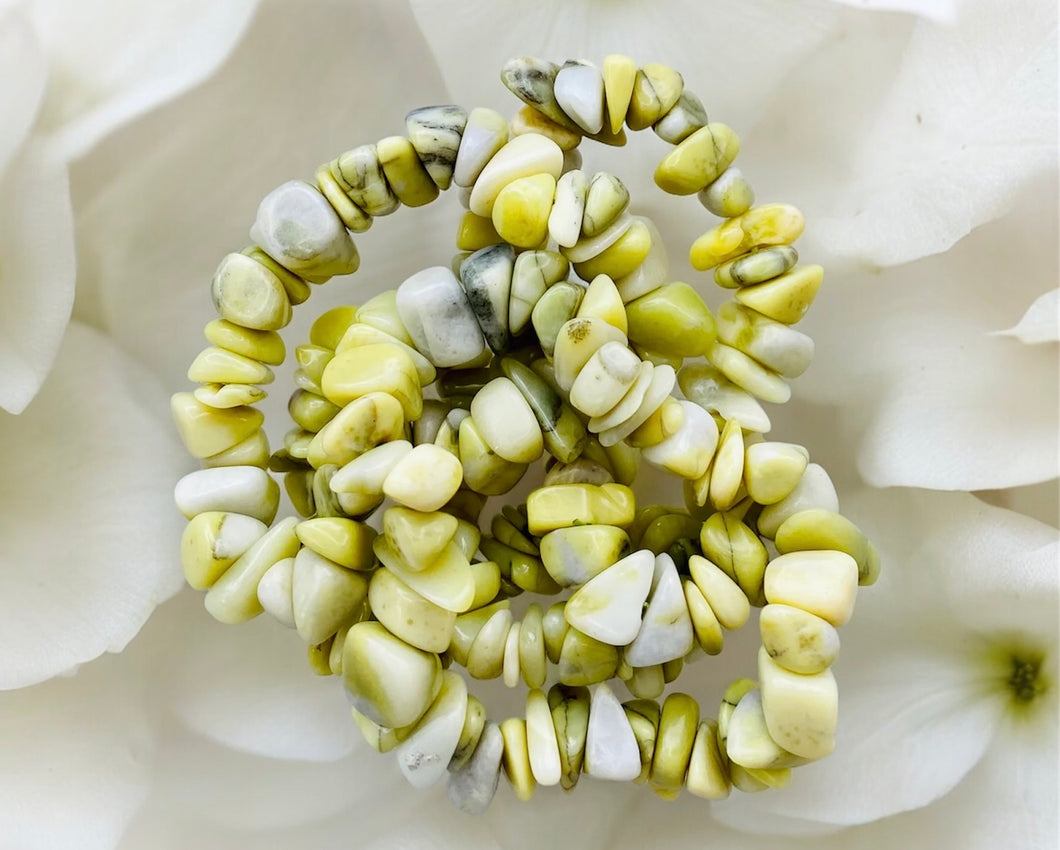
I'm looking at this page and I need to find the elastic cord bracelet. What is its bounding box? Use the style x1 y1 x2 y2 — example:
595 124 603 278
171 54 880 812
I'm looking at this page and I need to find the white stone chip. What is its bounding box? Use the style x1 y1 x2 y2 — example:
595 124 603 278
564 549 654 645
554 63 605 134
624 553 694 667
396 671 468 789
584 682 642 781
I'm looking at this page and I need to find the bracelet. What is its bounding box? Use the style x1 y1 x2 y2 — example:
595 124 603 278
171 54 880 813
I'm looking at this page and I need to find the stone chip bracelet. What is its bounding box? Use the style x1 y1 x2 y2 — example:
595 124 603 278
171 54 880 813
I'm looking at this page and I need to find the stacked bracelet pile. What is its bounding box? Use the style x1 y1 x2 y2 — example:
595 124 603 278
171 55 880 813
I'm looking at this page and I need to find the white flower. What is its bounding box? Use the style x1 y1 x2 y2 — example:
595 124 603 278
0 0 259 689
0 0 1055 847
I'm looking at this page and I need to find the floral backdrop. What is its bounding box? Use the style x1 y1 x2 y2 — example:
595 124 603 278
0 0 1056 848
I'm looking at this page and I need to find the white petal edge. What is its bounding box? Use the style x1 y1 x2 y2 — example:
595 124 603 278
0 321 187 688
157 591 359 763
813 1 1059 265
824 0 957 22
993 288 1060 344
0 2 46 175
29 0 260 160
0 139 74 413
0 652 155 850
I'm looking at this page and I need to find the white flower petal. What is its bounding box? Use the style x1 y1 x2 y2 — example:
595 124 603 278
0 321 186 688
72 0 451 394
976 480 1059 529
812 1 1058 265
994 288 1060 344
408 0 841 130
156 590 358 763
825 0 957 22
0 653 154 850
0 140 74 413
125 728 403 833
798 190 1059 490
0 2 46 175
29 0 259 160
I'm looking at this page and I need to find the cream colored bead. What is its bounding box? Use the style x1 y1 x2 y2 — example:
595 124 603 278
368 568 456 653
453 106 509 188
584 682 641 781
210 252 292 331
710 341 791 404
204 517 300 624
757 462 839 539
342 621 442 729
548 168 587 248
586 359 653 434
582 172 630 237
625 553 694 667
552 317 629 393
292 546 369 644
686 720 731 799
469 133 564 217
374 536 476 614
764 550 859 627
758 646 838 760
562 211 633 264
395 670 468 788
180 511 267 590
726 689 805 770
743 442 809 505
709 417 745 510
188 347 274 387
760 603 840 674
597 363 676 449
174 465 280 525
641 400 718 479
330 440 412 498
526 688 562 785
382 443 464 512
568 341 641 418
687 555 750 630
257 556 296 626
469 378 544 464
467 608 513 679
576 273 627 333
307 391 405 469
564 549 654 645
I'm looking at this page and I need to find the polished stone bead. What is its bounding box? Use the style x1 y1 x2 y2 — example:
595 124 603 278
320 343 421 419
539 525 631 587
602 54 637 134
774 509 879 586
500 717 536 800
758 647 838 760
180 511 267 590
584 682 641 780
549 684 590 790
204 517 300 623
175 465 279 524
210 252 292 331
757 463 840 539
764 549 859 626
395 670 468 788
406 105 468 191
760 603 840 675
655 124 739 195
374 536 476 614
306 391 405 469
691 204 806 271
292 546 369 644
332 144 400 216
468 132 564 217
447 722 504 814
564 549 654 645
653 89 708 144
688 554 750 630
509 250 570 335
501 358 587 464
685 720 731 799
625 553 694 666
558 627 619 686
530 281 584 359
396 265 487 367
377 135 440 208
700 511 768 605
554 62 605 134
627 63 683 131
453 107 509 188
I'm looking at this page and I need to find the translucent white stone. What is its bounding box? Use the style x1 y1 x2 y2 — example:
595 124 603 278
447 722 504 814
396 266 487 367
569 341 642 417
564 549 654 645
396 671 468 788
250 180 358 282
382 443 464 512
525 688 562 785
584 682 641 781
642 400 719 479
548 169 588 248
469 378 543 464
330 440 412 496
758 647 838 760
757 463 839 538
624 553 694 666
554 63 605 134
257 556 295 627
175 465 279 524
763 550 859 627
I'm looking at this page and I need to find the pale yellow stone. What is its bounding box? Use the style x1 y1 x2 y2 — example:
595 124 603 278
204 517 300 623
382 506 458 572
519 603 547 689
457 415 529 496
574 218 652 281
526 688 562 785
469 378 544 464
539 525 631 586
455 211 502 252
602 54 637 134
649 692 699 792
315 163 373 233
369 568 456 652
328 440 411 498
562 212 633 264
527 482 635 535
597 363 676 449
467 608 513 679
710 341 791 405
576 274 627 333
688 555 750 630
764 550 859 627
374 537 476 613
690 204 806 270
760 603 840 674
774 508 880 586
335 323 436 387
203 429 270 469
582 173 630 238
587 360 653 434
376 135 439 207
355 290 416 346
757 647 838 760
684 577 725 654
569 341 641 418
292 547 370 644
655 124 740 195
469 133 564 217
744 442 808 505
287 390 340 432
306 391 405 468
350 706 412 754
700 511 768 606
500 717 537 800
171 393 264 459
726 689 806 770
320 343 422 420
552 317 628 392
188 347 274 387
295 345 333 387
296 516 375 570
453 106 510 188
194 383 267 409
382 443 464 513
491 173 556 249
204 319 285 365
511 104 582 150
180 511 267 590
342 621 442 729
709 417 745 510
210 252 292 331
627 64 683 131
686 720 731 799
626 396 685 449
735 264 824 326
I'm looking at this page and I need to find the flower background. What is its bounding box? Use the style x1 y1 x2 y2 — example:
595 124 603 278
0 0 1056 848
